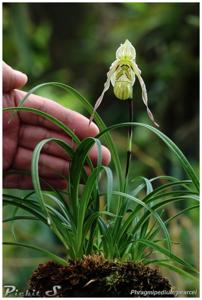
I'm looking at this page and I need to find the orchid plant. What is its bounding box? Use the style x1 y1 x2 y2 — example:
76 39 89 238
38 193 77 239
3 40 199 287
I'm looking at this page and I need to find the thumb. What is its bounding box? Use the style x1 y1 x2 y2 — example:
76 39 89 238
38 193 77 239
3 62 28 92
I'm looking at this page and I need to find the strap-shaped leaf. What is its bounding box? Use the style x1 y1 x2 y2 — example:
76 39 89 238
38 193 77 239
3 242 66 265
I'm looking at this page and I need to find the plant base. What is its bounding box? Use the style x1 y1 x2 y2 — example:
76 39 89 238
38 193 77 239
28 255 173 297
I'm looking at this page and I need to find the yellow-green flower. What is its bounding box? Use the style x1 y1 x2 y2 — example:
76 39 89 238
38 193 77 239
90 39 159 127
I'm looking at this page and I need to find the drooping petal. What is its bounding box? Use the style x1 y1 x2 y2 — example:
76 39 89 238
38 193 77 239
133 62 159 127
89 62 118 124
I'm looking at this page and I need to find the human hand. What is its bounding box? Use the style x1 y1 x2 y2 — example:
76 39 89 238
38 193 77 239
3 62 111 189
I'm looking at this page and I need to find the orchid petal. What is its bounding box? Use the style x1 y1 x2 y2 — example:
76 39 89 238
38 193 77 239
133 62 159 127
89 62 118 124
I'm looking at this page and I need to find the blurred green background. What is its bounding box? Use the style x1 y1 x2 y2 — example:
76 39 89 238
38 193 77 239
3 2 199 296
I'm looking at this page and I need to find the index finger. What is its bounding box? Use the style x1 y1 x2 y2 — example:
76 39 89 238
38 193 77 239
15 90 99 140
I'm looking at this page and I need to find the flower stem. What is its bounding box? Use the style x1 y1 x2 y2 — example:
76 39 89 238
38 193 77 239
124 99 133 191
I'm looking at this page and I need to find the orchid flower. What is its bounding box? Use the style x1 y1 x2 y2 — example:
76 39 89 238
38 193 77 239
90 39 159 127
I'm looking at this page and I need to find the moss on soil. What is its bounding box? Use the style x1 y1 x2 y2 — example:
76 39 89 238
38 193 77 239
28 255 173 297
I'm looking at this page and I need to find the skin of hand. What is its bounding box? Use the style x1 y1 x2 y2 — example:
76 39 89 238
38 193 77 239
3 62 111 189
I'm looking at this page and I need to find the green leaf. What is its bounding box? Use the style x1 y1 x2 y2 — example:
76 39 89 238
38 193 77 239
76 165 113 253
44 193 73 225
97 122 199 191
147 204 199 241
113 191 171 252
137 239 198 276
3 199 47 224
31 137 75 250
69 137 102 220
145 260 198 281
3 242 67 265
3 216 39 222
